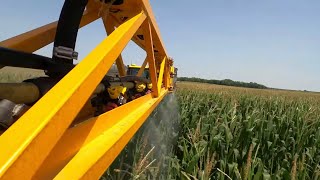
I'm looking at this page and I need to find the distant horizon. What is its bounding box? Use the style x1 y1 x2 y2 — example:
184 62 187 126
178 76 320 92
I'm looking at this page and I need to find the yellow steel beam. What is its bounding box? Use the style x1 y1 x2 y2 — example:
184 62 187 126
164 60 169 89
103 16 127 77
33 92 161 178
55 90 167 179
116 55 127 76
142 20 158 97
141 0 168 57
109 14 146 51
157 57 166 94
137 57 148 77
0 12 146 179
0 9 100 53
47 90 167 179
108 3 167 60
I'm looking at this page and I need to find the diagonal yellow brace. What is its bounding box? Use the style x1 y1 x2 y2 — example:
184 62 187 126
0 12 146 179
0 9 100 53
141 0 168 56
109 14 146 51
54 89 168 180
115 55 127 76
33 92 160 179
137 57 148 77
142 20 158 97
103 16 127 77
164 60 169 88
157 57 166 94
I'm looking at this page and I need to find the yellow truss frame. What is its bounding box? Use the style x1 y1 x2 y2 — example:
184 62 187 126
0 0 172 179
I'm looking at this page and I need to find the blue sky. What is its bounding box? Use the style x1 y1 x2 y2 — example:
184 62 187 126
1 0 320 91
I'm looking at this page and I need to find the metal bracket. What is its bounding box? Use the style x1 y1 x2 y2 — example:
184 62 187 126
53 46 78 60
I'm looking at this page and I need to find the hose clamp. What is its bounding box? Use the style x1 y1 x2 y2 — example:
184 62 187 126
53 46 78 60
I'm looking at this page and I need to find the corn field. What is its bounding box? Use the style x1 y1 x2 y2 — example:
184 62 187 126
173 82 320 180
105 82 320 180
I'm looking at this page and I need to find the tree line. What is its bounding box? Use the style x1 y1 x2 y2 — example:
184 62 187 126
178 77 268 89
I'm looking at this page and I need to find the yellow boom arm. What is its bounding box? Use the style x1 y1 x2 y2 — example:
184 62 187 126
0 0 175 179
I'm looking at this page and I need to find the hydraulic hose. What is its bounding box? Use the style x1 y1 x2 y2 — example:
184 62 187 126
53 0 88 64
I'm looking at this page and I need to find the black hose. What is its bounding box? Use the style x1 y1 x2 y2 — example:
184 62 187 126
53 0 88 63
0 47 48 69
0 47 74 75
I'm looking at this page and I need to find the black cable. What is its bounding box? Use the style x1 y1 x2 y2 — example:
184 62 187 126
0 47 74 75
